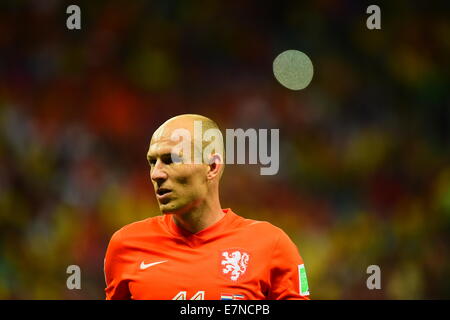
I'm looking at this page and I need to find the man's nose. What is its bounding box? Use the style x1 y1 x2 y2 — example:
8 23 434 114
151 160 168 183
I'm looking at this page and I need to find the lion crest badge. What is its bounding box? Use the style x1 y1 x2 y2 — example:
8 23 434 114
220 249 250 281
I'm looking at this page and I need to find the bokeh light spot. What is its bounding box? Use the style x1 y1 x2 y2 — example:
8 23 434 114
273 50 314 90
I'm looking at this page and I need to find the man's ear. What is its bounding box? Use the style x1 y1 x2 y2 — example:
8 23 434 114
206 153 223 180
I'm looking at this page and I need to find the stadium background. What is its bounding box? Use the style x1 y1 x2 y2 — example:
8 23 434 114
0 1 449 299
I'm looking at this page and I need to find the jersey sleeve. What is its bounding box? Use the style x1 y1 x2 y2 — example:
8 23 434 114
266 229 310 300
104 229 132 300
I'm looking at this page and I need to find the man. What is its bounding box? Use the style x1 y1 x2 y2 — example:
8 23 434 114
104 114 310 300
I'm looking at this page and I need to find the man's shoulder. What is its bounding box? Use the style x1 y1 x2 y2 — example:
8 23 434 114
111 215 164 240
234 214 286 239
233 214 301 257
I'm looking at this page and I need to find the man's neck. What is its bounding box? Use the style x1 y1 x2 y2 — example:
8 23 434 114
172 200 224 234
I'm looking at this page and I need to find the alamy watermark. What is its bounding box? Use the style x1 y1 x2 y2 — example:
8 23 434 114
366 265 381 290
66 265 81 290
366 5 381 30
163 121 279 175
66 5 81 30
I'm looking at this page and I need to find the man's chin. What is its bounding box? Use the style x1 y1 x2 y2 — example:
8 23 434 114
159 202 198 215
159 198 203 215
159 206 173 214
159 202 181 214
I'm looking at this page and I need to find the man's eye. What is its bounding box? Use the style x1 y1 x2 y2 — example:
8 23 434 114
148 159 156 166
161 154 173 165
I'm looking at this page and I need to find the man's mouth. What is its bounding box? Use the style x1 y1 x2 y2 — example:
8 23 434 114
156 188 172 201
157 188 171 196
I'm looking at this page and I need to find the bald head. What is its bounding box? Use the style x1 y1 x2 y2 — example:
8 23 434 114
149 114 225 179
152 114 220 145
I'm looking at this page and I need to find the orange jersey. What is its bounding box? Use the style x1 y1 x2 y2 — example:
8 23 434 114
104 208 310 300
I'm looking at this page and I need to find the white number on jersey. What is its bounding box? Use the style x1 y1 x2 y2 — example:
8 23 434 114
172 290 205 300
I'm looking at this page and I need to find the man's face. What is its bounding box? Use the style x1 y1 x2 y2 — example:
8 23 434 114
147 136 209 214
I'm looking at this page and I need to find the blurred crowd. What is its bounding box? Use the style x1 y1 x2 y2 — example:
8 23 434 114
0 1 449 299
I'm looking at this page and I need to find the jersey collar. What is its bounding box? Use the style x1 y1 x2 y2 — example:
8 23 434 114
165 208 236 247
